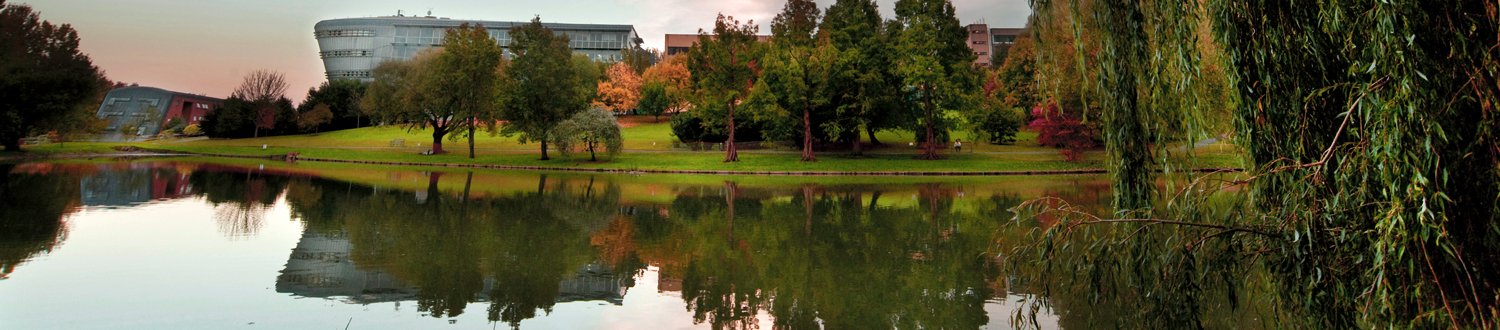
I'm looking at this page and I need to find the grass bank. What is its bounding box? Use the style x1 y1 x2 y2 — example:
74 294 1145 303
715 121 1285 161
6 117 1245 175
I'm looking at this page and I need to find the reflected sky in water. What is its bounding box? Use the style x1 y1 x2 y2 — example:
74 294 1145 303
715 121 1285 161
0 159 1117 329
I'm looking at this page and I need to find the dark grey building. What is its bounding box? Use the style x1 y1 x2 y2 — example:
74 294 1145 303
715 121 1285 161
314 15 643 81
94 86 222 141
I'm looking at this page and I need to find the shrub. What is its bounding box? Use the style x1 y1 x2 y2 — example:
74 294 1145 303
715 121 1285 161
182 124 202 136
1028 101 1099 161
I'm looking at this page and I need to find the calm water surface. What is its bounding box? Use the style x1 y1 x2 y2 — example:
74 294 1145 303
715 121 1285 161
0 158 1186 329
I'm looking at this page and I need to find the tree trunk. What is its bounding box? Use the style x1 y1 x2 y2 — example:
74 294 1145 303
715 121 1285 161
589 140 598 161
425 172 442 205
867 126 881 145
467 116 476 159
851 123 864 156
725 102 739 162
921 90 939 160
463 171 473 201
540 138 550 160
537 174 548 194
431 128 446 154
801 106 816 162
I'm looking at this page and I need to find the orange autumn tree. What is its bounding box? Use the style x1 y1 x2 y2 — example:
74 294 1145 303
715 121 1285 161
642 54 692 112
594 62 642 115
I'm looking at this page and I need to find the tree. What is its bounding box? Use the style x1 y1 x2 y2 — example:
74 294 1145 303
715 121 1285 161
298 79 368 132
993 31 1039 110
0 1 105 151
750 0 830 162
637 81 670 122
554 108 624 162
298 103 334 133
595 62 643 115
642 54 693 114
820 0 900 156
433 23 506 159
686 15 764 162
362 51 457 154
891 0 977 160
231 70 289 138
499 17 592 161
619 46 655 74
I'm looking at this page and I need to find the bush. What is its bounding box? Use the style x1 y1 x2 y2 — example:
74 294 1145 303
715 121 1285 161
1028 101 1099 161
670 113 707 142
969 106 1023 145
182 124 202 136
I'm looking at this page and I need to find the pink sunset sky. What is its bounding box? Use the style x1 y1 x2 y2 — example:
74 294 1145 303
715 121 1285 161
24 0 1030 103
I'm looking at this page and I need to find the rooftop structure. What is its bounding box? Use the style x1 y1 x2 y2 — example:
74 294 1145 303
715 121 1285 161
315 16 643 81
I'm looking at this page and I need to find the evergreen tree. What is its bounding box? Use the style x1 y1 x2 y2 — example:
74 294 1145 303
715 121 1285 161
685 15 764 162
751 0 831 161
820 0 899 155
891 0 977 160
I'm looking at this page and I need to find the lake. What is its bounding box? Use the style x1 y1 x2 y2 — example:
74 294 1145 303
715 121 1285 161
0 158 1280 329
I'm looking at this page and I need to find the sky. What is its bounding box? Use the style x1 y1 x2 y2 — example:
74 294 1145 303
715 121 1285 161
24 0 1031 102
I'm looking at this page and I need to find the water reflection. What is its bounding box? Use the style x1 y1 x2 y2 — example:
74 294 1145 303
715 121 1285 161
0 164 79 279
3 159 1229 328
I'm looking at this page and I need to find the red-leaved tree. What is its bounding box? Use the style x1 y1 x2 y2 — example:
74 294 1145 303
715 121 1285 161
1028 100 1099 161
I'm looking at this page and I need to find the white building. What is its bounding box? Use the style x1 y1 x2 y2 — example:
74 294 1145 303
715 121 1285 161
315 15 642 81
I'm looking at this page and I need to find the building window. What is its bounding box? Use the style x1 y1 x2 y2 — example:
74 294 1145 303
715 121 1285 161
320 50 376 58
326 71 373 79
315 30 376 38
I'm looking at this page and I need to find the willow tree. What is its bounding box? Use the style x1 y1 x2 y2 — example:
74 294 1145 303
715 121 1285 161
1014 0 1500 327
891 0 977 160
686 15 764 162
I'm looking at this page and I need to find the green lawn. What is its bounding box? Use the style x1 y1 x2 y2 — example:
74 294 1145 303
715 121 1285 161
6 115 1245 173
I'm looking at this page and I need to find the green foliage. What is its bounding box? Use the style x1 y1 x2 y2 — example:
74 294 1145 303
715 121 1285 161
297 79 368 131
553 108 624 161
750 0 831 162
685 14 764 162
499 17 592 160
297 103 334 132
202 96 295 138
821 0 905 154
363 51 458 154
992 32 1040 111
891 0 979 160
433 23 506 158
966 105 1021 146
1012 0 1500 327
0 1 106 151
637 81 670 121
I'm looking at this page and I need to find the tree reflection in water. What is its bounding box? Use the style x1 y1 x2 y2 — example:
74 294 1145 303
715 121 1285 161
5 159 1289 328
0 164 79 279
189 168 288 239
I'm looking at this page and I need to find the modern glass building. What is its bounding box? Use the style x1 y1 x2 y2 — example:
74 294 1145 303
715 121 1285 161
314 15 643 81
